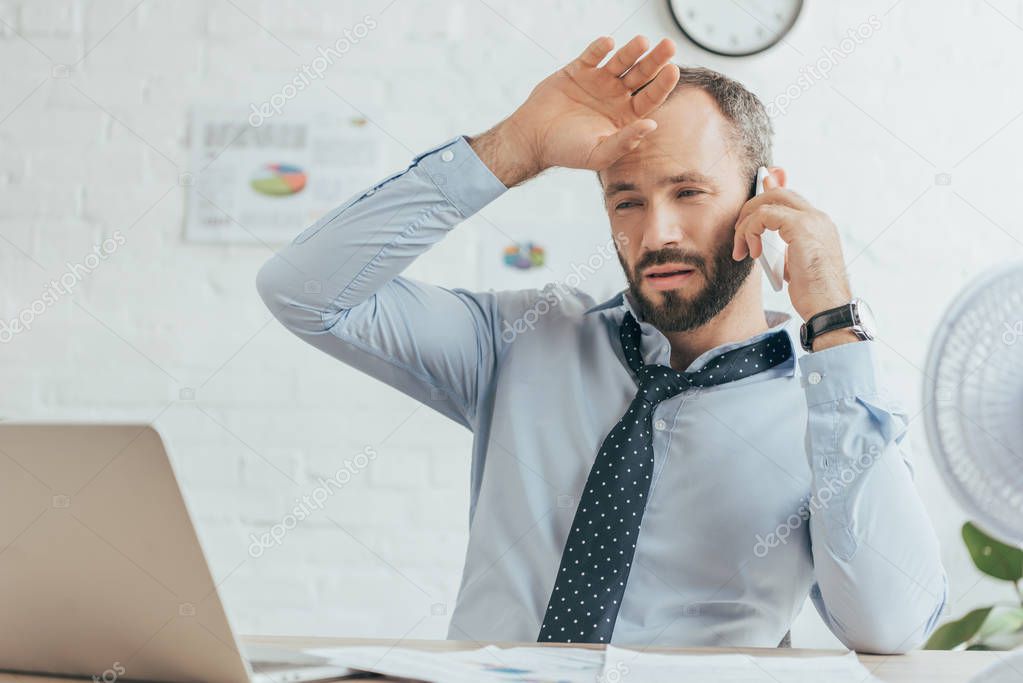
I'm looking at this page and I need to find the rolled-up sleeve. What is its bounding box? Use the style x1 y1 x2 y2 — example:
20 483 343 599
256 134 509 429
799 340 948 654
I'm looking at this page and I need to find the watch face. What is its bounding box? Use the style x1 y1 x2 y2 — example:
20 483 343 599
852 298 877 339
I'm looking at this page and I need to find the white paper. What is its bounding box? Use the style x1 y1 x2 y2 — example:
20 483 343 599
601 645 882 683
307 643 880 683
185 106 384 244
306 644 603 682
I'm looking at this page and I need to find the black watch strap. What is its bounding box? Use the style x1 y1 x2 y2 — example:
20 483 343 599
799 303 854 352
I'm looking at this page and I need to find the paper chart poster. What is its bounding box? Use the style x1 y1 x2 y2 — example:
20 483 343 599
185 106 384 244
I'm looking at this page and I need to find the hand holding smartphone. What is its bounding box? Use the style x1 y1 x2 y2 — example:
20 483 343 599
755 165 787 292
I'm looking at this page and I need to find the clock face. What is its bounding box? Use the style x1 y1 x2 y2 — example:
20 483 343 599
667 0 803 57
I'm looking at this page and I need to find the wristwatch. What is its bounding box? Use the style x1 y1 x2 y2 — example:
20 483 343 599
799 298 877 352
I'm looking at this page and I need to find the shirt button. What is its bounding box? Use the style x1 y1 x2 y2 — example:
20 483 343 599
440 149 455 162
807 371 822 385
654 419 667 431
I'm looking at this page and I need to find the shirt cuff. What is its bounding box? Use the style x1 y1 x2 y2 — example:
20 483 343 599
414 134 508 218
798 339 883 406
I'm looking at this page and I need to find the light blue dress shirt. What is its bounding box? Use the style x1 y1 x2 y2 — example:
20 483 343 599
256 134 948 653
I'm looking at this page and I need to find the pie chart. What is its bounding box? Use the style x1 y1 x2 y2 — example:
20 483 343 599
250 163 307 196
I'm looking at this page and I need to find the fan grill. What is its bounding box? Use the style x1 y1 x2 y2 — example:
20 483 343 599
924 263 1023 546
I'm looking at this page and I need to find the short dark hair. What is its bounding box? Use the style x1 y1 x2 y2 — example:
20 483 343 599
632 64 774 189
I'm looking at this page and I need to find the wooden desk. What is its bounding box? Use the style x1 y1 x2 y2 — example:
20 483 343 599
247 635 998 683
0 635 1001 682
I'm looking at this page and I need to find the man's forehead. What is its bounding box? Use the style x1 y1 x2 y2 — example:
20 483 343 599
599 90 738 192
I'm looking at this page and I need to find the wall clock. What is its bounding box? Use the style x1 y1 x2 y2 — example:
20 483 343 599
666 0 803 57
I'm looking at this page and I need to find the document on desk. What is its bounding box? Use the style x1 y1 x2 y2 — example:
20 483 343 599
602 646 882 682
307 644 604 682
308 644 881 682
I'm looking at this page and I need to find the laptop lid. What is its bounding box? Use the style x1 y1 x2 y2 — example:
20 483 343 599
0 423 253 683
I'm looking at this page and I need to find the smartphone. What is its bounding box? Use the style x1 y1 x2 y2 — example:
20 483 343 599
755 165 786 292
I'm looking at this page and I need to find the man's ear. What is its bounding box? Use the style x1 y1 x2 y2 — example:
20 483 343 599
765 166 787 189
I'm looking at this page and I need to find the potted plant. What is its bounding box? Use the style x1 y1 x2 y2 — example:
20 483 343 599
925 522 1023 650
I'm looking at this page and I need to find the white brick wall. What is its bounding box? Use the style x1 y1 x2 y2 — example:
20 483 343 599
2 0 1021 648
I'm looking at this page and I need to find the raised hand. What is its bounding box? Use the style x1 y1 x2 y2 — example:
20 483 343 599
469 35 681 187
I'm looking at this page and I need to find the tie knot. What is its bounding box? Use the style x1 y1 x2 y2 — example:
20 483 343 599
619 310 793 396
636 364 691 405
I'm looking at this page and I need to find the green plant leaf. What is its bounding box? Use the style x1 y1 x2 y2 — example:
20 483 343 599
962 522 1023 582
924 607 993 650
971 607 1023 651
976 607 1023 641
978 629 1023 651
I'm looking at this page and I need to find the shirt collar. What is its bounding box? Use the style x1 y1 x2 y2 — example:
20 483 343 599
584 288 802 376
583 289 630 316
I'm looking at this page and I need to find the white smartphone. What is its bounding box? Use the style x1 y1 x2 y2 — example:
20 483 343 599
755 165 786 292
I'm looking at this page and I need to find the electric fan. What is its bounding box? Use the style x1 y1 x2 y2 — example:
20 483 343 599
923 260 1023 682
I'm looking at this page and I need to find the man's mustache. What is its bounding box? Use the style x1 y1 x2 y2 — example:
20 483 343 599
636 252 707 276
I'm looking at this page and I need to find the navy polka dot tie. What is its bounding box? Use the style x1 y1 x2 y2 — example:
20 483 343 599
537 310 792 644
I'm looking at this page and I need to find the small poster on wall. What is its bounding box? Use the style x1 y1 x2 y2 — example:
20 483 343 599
184 106 384 244
478 219 628 304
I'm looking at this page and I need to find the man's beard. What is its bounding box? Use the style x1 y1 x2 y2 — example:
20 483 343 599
618 225 754 333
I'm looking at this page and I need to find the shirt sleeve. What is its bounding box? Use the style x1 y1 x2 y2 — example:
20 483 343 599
255 134 509 430
798 339 948 654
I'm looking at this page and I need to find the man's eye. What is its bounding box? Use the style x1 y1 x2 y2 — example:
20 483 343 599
615 201 638 210
677 189 702 198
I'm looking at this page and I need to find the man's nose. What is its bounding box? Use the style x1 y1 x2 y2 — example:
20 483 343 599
640 206 688 252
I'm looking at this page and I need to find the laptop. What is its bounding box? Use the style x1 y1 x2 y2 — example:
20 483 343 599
0 423 357 682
